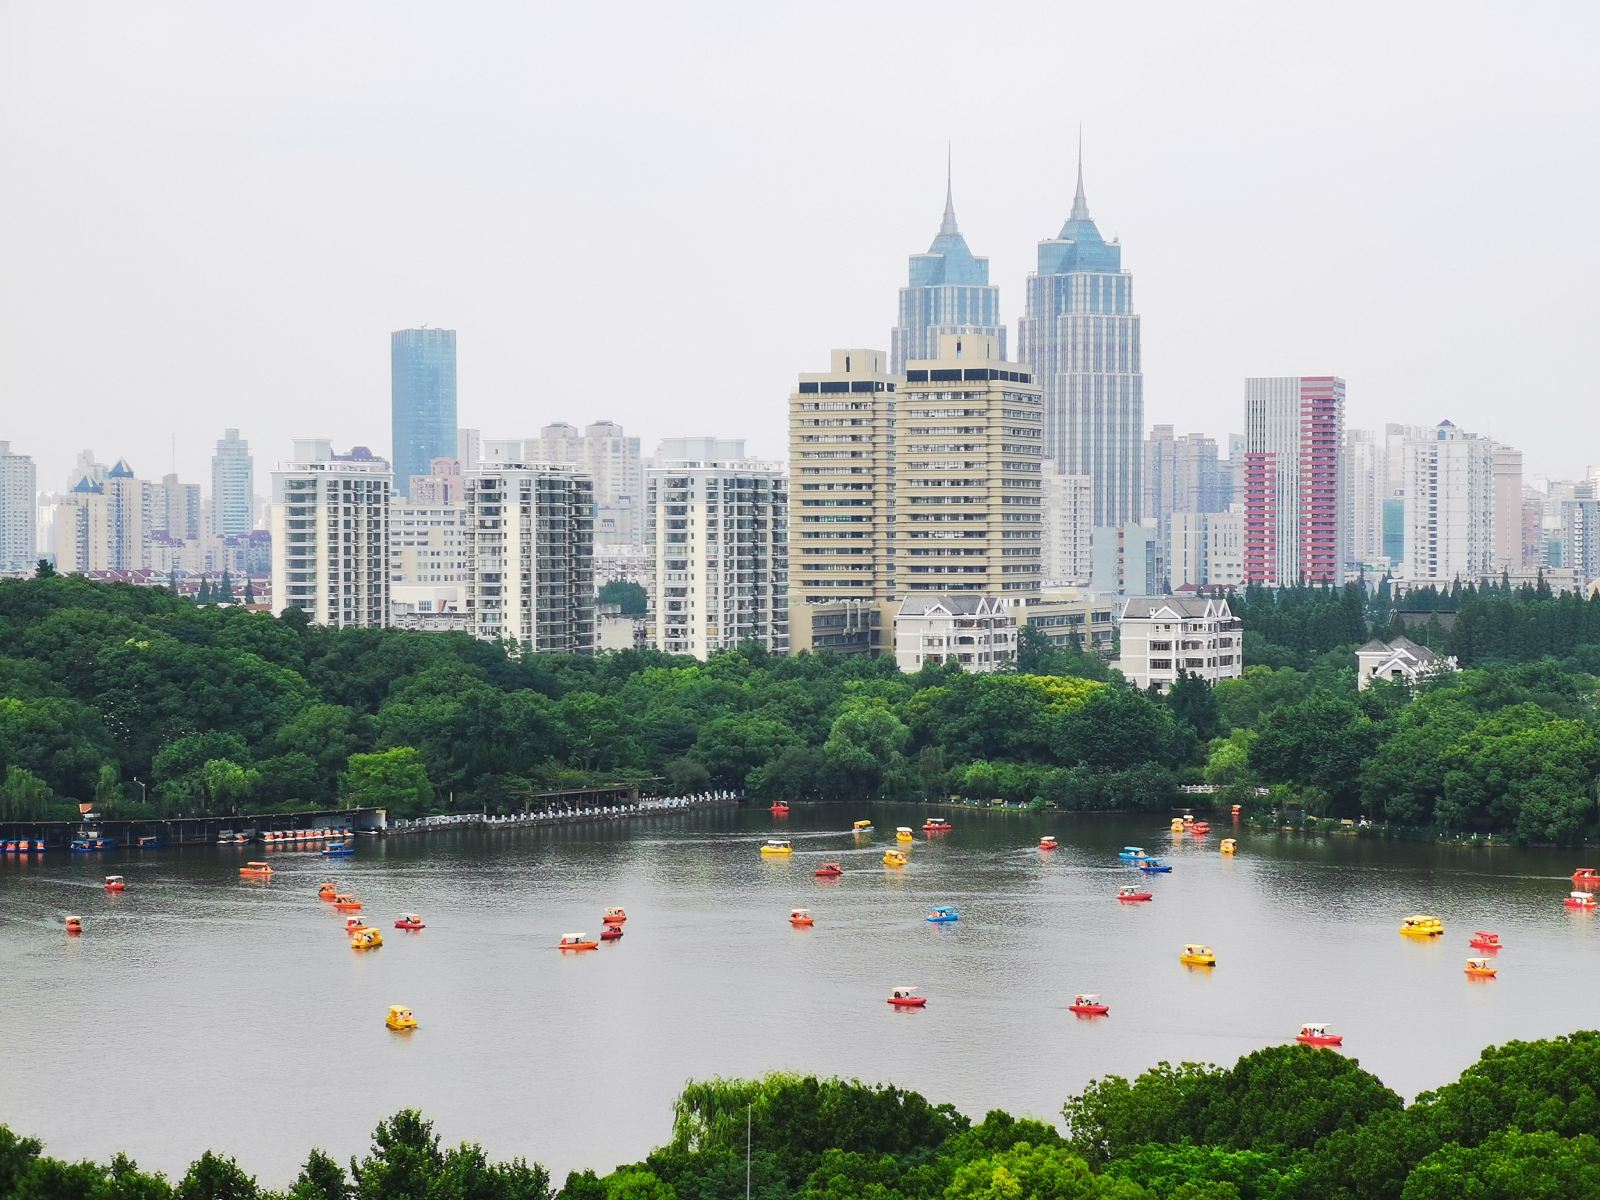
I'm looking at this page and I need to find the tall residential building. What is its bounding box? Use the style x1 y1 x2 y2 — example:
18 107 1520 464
1167 510 1244 590
155 473 202 541
1040 466 1092 585
270 441 391 627
897 333 1043 594
1242 376 1345 584
1091 521 1161 596
647 451 787 659
889 160 1005 374
654 437 746 464
1143 426 1226 543
1341 429 1387 566
0 442 37 574
464 465 595 652
1492 444 1526 571
390 459 471 628
788 349 897 604
390 328 458 499
1563 497 1600 581
1399 420 1495 582
1016 150 1142 526
52 458 151 573
210 428 254 537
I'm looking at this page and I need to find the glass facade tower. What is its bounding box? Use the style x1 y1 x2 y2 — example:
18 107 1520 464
390 328 458 499
890 161 1005 375
1017 154 1143 527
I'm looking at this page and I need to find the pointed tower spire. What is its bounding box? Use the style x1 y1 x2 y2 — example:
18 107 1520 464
1070 125 1091 222
939 142 959 236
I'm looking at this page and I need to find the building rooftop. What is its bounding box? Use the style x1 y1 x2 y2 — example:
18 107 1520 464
1121 596 1234 621
897 594 1007 618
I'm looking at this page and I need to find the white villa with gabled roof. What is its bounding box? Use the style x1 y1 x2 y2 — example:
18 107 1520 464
1117 595 1242 691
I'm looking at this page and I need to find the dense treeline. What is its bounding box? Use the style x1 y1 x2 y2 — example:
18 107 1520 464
1 576 1597 844
5 1031 1599 1198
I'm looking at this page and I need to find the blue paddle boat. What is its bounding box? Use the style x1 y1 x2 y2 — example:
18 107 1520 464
1138 858 1172 874
321 841 355 857
1117 846 1148 862
925 905 960 924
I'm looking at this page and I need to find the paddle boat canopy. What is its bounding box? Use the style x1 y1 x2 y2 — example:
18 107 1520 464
814 862 843 878
887 987 926 1008
602 907 627 924
1220 838 1238 855
1180 944 1216 966
386 1005 417 1031
789 908 814 927
1469 931 1501 950
394 913 426 930
1464 957 1497 978
1118 846 1148 862
238 861 273 878
1069 993 1109 1015
1564 891 1597 909
1117 885 1153 902
104 875 125 892
1400 914 1444 937
760 839 793 857
558 933 599 951
1296 1023 1343 1046
925 905 959 923
882 849 908 868
350 927 383 950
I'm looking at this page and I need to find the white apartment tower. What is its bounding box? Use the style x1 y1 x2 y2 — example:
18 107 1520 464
390 461 471 627
211 429 254 537
1492 444 1526 571
0 442 37 574
270 441 391 627
464 465 595 652
1341 428 1387 566
648 449 787 659
1041 466 1092 586
1400 420 1496 582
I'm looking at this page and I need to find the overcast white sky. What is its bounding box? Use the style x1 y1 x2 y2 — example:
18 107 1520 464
3 2 1597 492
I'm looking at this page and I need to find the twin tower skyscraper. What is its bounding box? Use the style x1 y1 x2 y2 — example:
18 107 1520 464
889 149 1143 529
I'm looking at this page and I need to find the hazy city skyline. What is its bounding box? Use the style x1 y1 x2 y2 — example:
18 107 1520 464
3 3 1597 489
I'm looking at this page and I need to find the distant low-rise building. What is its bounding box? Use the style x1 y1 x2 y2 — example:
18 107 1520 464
1117 595 1242 691
894 593 1017 674
1355 636 1458 691
1017 588 1116 654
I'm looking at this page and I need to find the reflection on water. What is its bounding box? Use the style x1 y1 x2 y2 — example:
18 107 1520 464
2 804 1595 1183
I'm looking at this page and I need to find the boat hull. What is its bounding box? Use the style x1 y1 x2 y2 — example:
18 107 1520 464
886 997 926 1008
1296 1035 1343 1046
1069 1004 1109 1016
1117 893 1153 903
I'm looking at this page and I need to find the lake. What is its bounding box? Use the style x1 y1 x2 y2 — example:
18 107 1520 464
2 804 1595 1185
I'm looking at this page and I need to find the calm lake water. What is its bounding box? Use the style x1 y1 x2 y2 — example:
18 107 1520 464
2 804 1596 1184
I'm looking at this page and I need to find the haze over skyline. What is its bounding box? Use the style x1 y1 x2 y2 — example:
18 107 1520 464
3 1 1597 490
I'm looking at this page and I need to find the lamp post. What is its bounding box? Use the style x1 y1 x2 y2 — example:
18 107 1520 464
132 777 147 804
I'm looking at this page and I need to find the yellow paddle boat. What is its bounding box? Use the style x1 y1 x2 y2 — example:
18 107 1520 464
1170 818 1185 833
760 839 793 857
350 926 383 950
883 849 908 868
895 827 914 843
1400 914 1444 938
1180 943 1216 966
1220 838 1237 855
1464 957 1497 979
385 1005 417 1031
852 820 874 834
